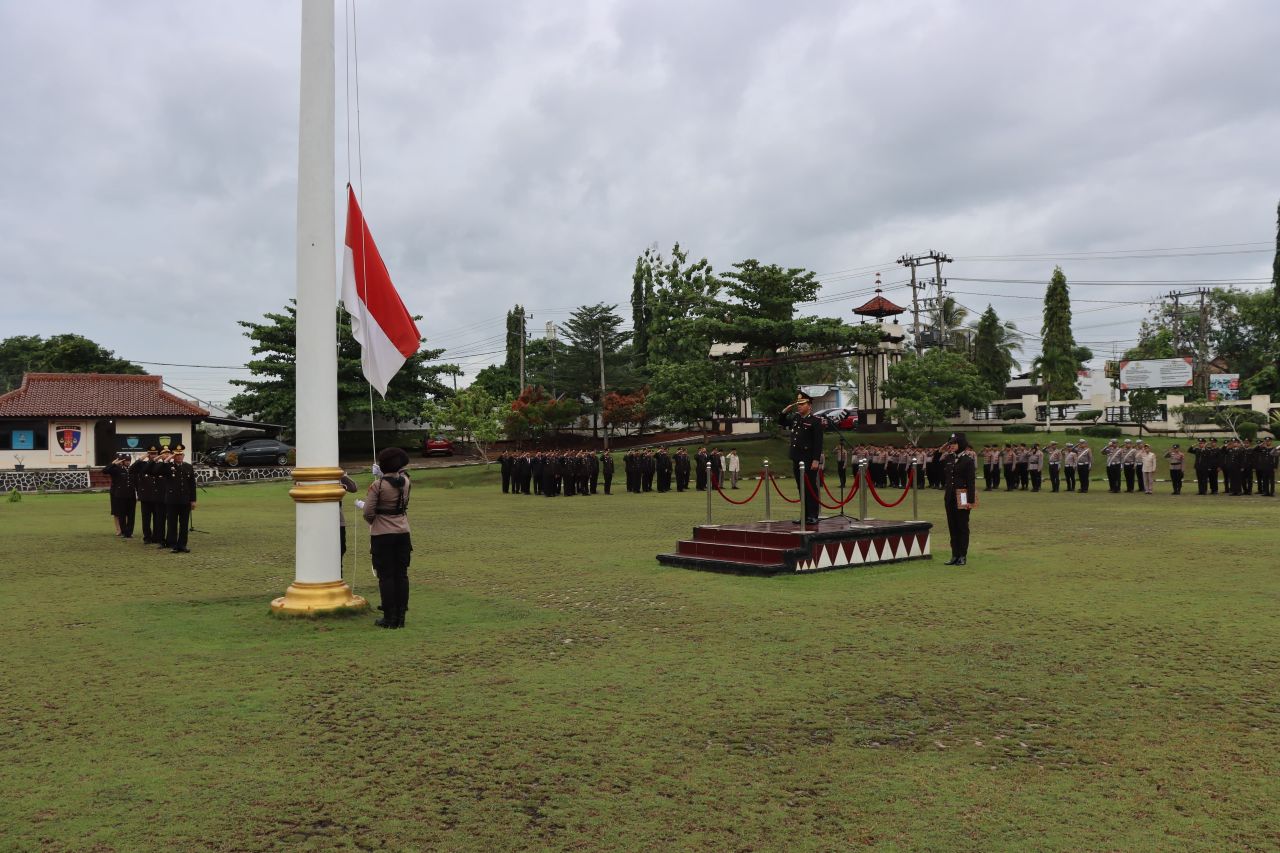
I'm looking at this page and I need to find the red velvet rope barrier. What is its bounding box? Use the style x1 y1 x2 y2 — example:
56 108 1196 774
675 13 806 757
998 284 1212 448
768 472 801 504
820 470 859 507
804 471 859 510
865 468 914 508
715 473 765 505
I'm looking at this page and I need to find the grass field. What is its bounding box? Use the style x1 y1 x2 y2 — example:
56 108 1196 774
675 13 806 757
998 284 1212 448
1 437 1277 851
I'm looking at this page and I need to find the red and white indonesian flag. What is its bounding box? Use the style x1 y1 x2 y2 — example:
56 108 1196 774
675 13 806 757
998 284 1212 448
341 185 421 396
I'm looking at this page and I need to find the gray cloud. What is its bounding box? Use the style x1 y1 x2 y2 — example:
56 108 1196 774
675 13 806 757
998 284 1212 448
1 0 1276 404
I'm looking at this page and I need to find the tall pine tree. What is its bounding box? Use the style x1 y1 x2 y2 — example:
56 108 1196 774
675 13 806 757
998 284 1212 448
971 305 1023 396
504 305 526 375
630 248 656 376
1272 200 1279 377
1037 266 1081 400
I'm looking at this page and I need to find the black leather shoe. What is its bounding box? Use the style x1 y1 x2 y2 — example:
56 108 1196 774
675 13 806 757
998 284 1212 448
943 557 960 565
171 547 190 553
955 557 966 566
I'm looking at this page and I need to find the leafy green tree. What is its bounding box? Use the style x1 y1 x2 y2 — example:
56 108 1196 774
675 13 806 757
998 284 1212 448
0 334 144 391
227 301 456 432
1127 388 1161 435
504 385 581 443
521 338 560 396
644 360 739 435
1036 266 1085 400
470 364 518 400
1208 288 1279 395
442 385 507 462
558 303 634 396
1122 325 1178 361
710 259 861 418
642 243 738 425
970 305 1024 395
880 349 995 445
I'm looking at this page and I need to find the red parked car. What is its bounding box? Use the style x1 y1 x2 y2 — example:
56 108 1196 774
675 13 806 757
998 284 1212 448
814 407 858 430
423 436 455 457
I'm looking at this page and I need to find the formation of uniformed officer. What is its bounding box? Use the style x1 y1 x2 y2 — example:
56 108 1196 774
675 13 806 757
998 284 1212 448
1187 436 1278 497
496 446 752 497
778 391 825 525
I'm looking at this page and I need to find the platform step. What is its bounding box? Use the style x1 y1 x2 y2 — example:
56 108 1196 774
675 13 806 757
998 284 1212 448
674 539 791 566
691 526 802 548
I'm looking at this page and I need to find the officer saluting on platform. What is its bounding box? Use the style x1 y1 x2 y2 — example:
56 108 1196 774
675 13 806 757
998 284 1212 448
779 390 825 525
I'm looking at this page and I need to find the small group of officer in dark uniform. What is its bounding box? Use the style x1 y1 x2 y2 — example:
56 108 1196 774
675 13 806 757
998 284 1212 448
1187 436 1278 496
101 445 198 553
496 444 747 498
496 450 608 497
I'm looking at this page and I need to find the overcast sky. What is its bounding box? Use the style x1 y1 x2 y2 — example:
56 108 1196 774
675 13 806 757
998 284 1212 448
2 0 1277 409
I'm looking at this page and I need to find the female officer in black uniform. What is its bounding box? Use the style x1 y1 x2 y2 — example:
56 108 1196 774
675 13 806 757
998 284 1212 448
943 432 977 566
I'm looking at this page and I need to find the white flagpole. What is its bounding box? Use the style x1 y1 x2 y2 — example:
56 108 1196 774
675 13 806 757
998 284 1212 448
273 0 365 615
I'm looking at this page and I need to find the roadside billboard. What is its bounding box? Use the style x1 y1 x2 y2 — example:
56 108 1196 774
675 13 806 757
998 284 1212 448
1118 357 1193 390
1208 374 1240 401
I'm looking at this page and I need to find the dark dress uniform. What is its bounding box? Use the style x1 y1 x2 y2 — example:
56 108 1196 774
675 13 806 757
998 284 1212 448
164 453 197 552
943 442 977 565
134 451 162 542
675 451 690 491
695 450 708 491
103 459 136 537
1255 442 1277 496
779 405 824 524
656 450 672 492
602 453 614 494
499 452 511 493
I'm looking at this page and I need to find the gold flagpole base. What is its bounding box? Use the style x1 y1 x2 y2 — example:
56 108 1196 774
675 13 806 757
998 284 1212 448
271 580 367 614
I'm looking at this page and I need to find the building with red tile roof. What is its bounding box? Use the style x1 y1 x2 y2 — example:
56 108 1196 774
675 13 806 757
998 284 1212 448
0 373 208 469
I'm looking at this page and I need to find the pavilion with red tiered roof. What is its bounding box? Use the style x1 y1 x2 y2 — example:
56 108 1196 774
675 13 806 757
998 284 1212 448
847 279 908 429
852 289 906 321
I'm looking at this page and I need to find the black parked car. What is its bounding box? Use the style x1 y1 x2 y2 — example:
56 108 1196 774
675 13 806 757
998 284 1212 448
208 438 295 467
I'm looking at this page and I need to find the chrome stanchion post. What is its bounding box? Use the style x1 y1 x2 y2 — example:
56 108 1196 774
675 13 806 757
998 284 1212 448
911 456 919 520
838 463 846 518
799 461 807 532
706 462 713 525
763 459 772 521
858 458 869 521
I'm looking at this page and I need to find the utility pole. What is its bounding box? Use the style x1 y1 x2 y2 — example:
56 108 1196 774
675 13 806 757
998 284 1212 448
519 311 529 393
896 254 925 354
598 332 608 450
1197 288 1210 399
1166 288 1209 398
898 251 952 352
928 250 953 346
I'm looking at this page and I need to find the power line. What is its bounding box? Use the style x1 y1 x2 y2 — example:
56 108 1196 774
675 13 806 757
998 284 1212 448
950 276 1269 287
